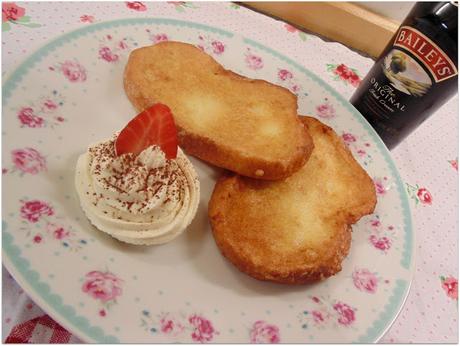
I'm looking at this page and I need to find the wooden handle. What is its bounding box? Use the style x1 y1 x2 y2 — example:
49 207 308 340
242 2 401 58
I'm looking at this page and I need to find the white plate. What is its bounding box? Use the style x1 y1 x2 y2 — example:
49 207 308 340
3 18 414 343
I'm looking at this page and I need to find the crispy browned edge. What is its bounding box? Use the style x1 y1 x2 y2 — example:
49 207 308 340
208 116 377 284
123 42 314 180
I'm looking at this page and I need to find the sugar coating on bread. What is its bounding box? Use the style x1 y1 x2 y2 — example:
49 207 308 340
208 116 377 284
123 41 313 180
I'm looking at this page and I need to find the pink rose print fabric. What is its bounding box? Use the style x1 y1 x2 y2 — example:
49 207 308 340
352 268 378 293
441 276 458 300
126 1 147 11
327 63 361 87
82 270 123 303
11 148 46 175
250 320 280 343
80 14 95 23
417 188 432 205
2 2 40 31
406 183 433 206
2 2 25 22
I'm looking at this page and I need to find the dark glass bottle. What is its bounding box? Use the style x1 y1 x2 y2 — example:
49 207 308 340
350 2 458 150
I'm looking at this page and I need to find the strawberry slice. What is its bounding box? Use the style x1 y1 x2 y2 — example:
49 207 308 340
115 103 178 159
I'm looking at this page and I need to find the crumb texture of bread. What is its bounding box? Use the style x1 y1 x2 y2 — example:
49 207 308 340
123 41 313 180
208 116 377 284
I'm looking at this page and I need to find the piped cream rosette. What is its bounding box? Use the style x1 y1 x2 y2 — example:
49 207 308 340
75 137 200 245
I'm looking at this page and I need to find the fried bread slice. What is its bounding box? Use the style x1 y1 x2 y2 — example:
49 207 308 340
208 116 377 284
123 41 313 180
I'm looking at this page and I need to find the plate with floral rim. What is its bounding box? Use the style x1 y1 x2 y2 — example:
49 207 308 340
2 18 414 343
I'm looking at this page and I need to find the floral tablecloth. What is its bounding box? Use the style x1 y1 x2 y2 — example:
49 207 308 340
2 1 458 343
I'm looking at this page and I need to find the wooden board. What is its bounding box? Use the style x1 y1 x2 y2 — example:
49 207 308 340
241 2 401 58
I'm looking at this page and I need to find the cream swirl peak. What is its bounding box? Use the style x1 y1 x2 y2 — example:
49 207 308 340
75 136 200 245
89 136 184 220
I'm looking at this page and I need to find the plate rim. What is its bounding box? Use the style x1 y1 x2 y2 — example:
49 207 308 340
2 17 415 343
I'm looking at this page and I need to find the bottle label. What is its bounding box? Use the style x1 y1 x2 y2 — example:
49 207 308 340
394 26 458 82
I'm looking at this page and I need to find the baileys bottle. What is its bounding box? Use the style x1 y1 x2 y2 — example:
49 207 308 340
350 2 458 150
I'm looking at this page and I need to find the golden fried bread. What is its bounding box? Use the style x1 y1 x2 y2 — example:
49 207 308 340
123 41 313 180
208 116 377 284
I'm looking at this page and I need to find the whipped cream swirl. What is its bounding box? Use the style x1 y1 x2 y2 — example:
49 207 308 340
75 136 200 245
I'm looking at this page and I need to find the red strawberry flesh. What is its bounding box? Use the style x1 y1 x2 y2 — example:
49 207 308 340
115 103 178 159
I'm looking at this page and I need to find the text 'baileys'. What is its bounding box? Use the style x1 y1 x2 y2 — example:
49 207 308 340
350 2 458 150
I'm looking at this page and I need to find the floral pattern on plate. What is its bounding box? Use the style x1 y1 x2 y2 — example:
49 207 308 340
16 90 66 128
277 68 302 95
18 199 88 250
315 101 336 119
366 215 397 253
245 48 264 70
8 148 46 176
352 268 380 293
146 29 169 44
341 131 374 166
49 60 87 83
373 176 393 197
140 310 219 343
97 34 133 63
197 35 226 56
82 270 123 316
297 296 357 330
284 23 309 41
249 320 280 343
2 17 414 343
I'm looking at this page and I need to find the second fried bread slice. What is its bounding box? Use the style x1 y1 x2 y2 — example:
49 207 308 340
208 116 377 284
123 41 313 180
